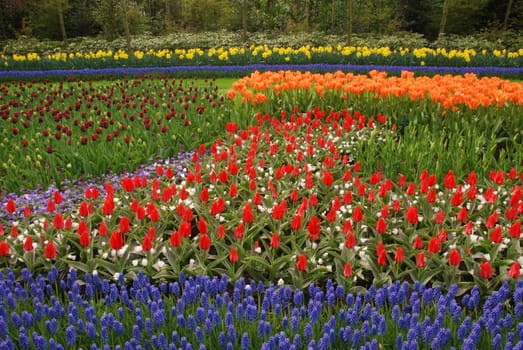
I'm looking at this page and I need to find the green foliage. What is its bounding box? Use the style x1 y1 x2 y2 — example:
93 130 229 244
4 30 521 56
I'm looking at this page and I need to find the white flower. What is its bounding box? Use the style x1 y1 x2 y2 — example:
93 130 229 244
141 259 148 266
113 272 120 281
153 260 166 271
277 278 285 286
132 259 139 266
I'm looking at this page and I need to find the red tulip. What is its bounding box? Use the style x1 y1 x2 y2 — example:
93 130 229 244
342 219 353 235
170 231 182 247
210 197 225 215
380 205 389 219
77 221 89 236
234 223 245 239
413 236 424 249
377 249 387 266
416 252 425 268
427 237 440 253
456 207 468 222
182 207 193 222
23 236 33 251
322 170 334 186
46 200 56 213
509 221 521 239
345 232 356 249
0 241 10 256
480 261 493 279
198 217 208 234
109 231 124 250
352 206 363 222
44 241 57 259
98 221 108 236
199 234 211 250
484 187 497 204
119 216 131 234
121 177 134 192
291 214 302 231
296 253 307 271
434 211 445 225
271 201 287 220
444 170 456 189
229 183 238 197
78 201 94 217
405 182 416 195
394 247 404 263
243 202 254 223
53 213 64 229
490 226 503 244
270 233 280 249
343 262 353 277
10 225 17 238
142 236 153 252
307 215 321 241
451 186 464 206
449 248 461 266
466 170 477 186
79 231 90 248
200 187 209 203
464 221 474 235
102 196 115 216
405 206 419 224
509 262 520 279
229 247 239 263
53 191 63 204
178 221 191 237
376 217 387 234
217 225 226 239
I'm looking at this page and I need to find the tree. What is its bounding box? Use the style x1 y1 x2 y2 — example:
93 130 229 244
438 0 450 39
0 0 31 40
397 0 433 37
346 0 352 45
50 0 69 44
242 0 248 43
503 0 514 31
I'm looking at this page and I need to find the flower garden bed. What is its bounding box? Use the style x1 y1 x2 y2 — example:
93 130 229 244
0 66 522 348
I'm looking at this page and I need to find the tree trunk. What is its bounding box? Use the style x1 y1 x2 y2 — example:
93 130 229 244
346 0 352 45
331 0 335 32
242 0 248 44
122 0 132 54
503 0 513 31
438 0 450 40
304 0 310 31
57 0 67 45
164 0 173 32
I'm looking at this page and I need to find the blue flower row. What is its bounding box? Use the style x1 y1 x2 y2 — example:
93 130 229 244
1 267 523 349
1 64 522 78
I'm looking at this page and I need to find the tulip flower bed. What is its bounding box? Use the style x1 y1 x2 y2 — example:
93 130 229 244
1 267 523 349
2 46 523 72
0 75 227 192
0 70 522 348
1 105 522 291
